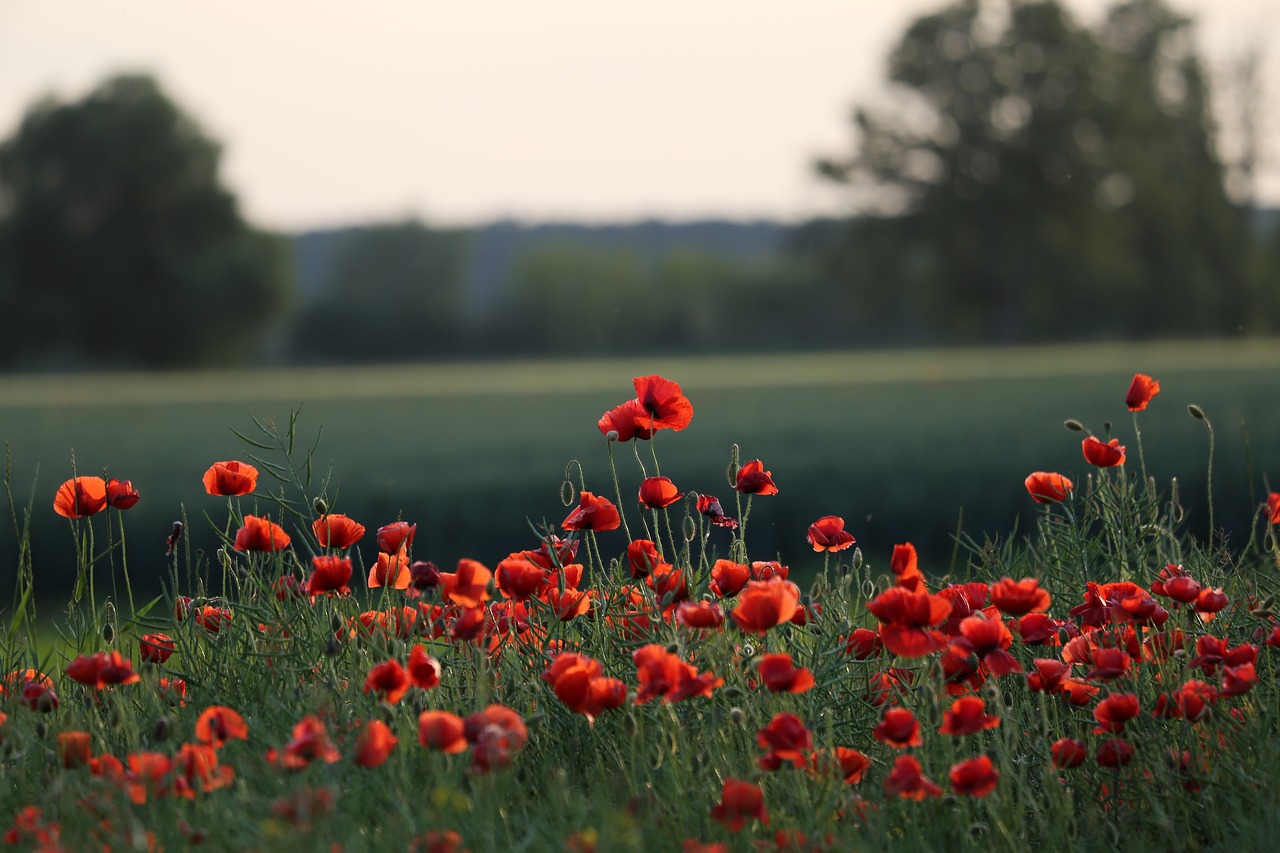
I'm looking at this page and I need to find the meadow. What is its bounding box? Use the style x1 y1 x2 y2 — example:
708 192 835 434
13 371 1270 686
2 345 1280 851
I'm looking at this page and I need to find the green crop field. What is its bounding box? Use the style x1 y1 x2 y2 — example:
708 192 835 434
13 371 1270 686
4 339 1280 607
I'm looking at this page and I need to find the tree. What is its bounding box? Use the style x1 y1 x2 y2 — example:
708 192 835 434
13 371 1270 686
816 0 1265 343
0 74 290 368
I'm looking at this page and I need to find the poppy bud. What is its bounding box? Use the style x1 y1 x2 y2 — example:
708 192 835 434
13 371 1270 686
313 497 329 515
729 707 745 724
1063 419 1085 432
217 548 231 570
605 430 619 442
561 480 575 507
682 515 697 542
101 622 114 644
152 716 171 742
851 548 864 572
1188 404 1206 421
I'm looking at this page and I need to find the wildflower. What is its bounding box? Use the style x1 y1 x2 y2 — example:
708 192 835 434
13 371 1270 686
757 654 815 694
543 653 626 720
1095 738 1135 768
806 515 855 552
843 628 883 659
598 398 655 443
882 755 942 800
1082 436 1126 468
734 459 778 495
710 559 751 597
195 706 249 747
365 659 412 705
57 730 92 768
989 577 1052 616
376 521 416 553
939 696 1000 736
174 742 235 795
873 707 922 748
949 755 999 797
408 646 442 690
440 559 492 607
730 577 802 633
312 513 365 549
368 548 412 589
675 600 725 630
1269 492 1280 525
952 613 1022 675
1093 692 1141 734
866 585 950 657
496 553 551 600
832 747 872 784
757 713 813 769
1125 373 1160 411
1220 662 1257 698
696 495 738 529
139 633 175 664
105 478 140 510
624 540 663 578
65 650 140 689
1085 647 1132 681
710 778 768 832
562 491 621 531
233 515 291 552
194 605 233 633
201 460 258 496
409 830 469 853
1051 737 1088 768
638 476 683 509
267 715 342 770
418 711 468 754
53 475 107 518
1024 472 1073 504
1194 588 1229 619
632 645 722 703
632 375 694 432
354 720 398 768
156 677 187 706
464 704 528 773
308 555 353 597
890 542 925 585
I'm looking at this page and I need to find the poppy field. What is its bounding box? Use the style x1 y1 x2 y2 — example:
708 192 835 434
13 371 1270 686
4 357 1280 851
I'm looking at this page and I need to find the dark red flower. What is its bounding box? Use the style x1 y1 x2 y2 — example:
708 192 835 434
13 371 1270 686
65 651 140 689
939 696 1000 736
757 654 815 694
866 586 951 657
1194 587 1229 619
312 514 365 549
710 779 768 832
1093 692 1141 733
1050 737 1088 768
139 633 175 664
1025 472 1073 504
53 476 107 518
1082 436 1126 468
308 555 353 597
638 476 683 509
843 627 883 659
734 459 778 495
1268 492 1280 525
375 521 416 553
1096 737 1135 768
267 715 341 770
233 515 291 552
364 659 411 705
989 577 1051 616
1125 373 1160 411
562 491 621 531
806 516 856 552
696 495 737 529
882 755 942 800
418 711 468 753
949 755 998 797
873 707 922 748
106 478 140 510
202 460 258 496
756 713 812 768
495 553 551 601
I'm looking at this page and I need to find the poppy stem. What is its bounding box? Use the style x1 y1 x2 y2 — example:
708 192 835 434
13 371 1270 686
605 442 632 541
1130 412 1149 484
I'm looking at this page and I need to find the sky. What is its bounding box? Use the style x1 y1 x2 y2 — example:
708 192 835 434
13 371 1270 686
1 0 1277 231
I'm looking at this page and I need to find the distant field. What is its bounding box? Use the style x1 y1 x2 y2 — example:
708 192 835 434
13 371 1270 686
4 340 1280 605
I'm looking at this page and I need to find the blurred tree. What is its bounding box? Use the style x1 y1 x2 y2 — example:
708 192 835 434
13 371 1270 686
0 74 290 368
817 0 1266 342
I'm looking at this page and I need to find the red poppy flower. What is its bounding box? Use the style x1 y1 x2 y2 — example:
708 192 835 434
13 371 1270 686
464 704 528 773
646 563 687 607
308 555 353 597
757 713 812 768
53 476 107 518
834 747 872 784
632 375 694 433
1165 680 1217 721
201 460 258 496
873 707 923 748
953 614 1022 675
638 476 683 509
1093 692 1141 733
866 586 951 657
57 730 93 768
354 720 398 769
1125 373 1160 411
407 645 442 690
267 715 342 770
598 398 656 443
710 559 751 597
1095 738 1135 768
696 495 737 529
365 659 412 705
1050 737 1088 768
806 516 856 552
368 549 411 590
949 755 999 797
882 755 942 800
376 521 416 554
195 706 249 747
418 711 468 754
312 514 365 549
843 627 883 659
632 644 722 704
734 460 778 495
562 491 621 531
234 515 291 552
1269 492 1280 525
194 605 233 633
1082 436 1126 468
620 539 659 578
439 559 492 607
1194 587 1229 619
65 651 140 689
710 778 768 832
730 577 801 634
1220 662 1257 697
675 601 726 630
1159 575 1203 604
939 697 1000 736
757 654 815 694
495 553 551 600
139 633 175 664
105 478 140 510
1025 472 1073 504
989 577 1051 616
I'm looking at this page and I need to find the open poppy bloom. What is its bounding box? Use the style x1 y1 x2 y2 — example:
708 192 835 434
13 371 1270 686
312 514 365 549
710 778 768 832
308 555 353 597
734 460 778 495
1125 373 1160 411
418 710 468 753
632 644 723 703
543 653 626 720
632 375 694 432
949 755 999 797
1093 692 1141 733
710 559 751 597
1024 472 1073 504
675 600 725 629
53 476 108 518
495 553 552 600
730 577 801 634
806 515 855 552
873 707 922 748
65 651 140 689
882 755 942 800
354 720 398 768
598 398 656 443
202 460 258 496
367 549 411 590
195 706 249 747
626 540 663 578
989 577 1051 616
757 654 815 694
233 515 292 552
562 491 621 531
364 659 412 705
757 713 812 769
439 559 492 607
105 478 140 510
939 697 1000 736
464 704 528 773
1050 737 1088 768
866 585 951 657
1082 436 1126 468
267 715 341 770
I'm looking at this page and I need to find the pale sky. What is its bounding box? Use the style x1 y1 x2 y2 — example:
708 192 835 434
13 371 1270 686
1 0 1277 230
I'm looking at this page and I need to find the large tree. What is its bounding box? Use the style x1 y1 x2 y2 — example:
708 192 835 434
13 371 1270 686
817 0 1262 343
0 74 290 368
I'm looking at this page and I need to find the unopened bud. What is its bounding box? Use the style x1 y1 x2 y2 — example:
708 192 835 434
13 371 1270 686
1063 419 1085 432
101 622 114 645
560 480 575 507
152 716 171 742
313 496 328 515
682 515 697 542
605 429 620 442
850 548 864 572
729 707 746 725
1187 404 1206 421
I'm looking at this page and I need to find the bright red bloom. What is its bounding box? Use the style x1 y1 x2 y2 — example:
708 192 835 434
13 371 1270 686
710 559 751 597
105 478 140 510
989 577 1052 616
234 515 291 552
757 654 815 694
939 697 1000 736
312 514 365 548
696 495 738 529
202 460 258 496
543 653 626 720
439 558 492 607
632 375 694 432
495 553 551 600
730 577 801 633
65 651 140 689
1220 662 1258 698
1082 436 1126 468
632 644 722 703
1085 647 1132 681
1160 575 1203 604
843 627 883 659
1125 373 1160 411
873 707 922 748
833 747 872 784
625 540 663 578
376 521 416 553
710 778 768 832
53 476 107 518
735 459 778 495
866 585 951 657
139 633 175 664
890 542 924 584
953 614 1022 675
308 555 353 597
562 491 621 531
354 720 398 768
806 516 856 552
1194 587 1229 619
195 706 249 747
1050 737 1088 768
368 548 411 589
675 600 725 629
1093 692 1141 733
408 645 442 690
949 755 999 797
418 711 469 754
1269 492 1280 525
1096 738 1135 768
1025 472 1073 504
364 659 411 705
267 715 342 770
757 713 812 768
882 755 942 800
598 398 656 443
638 476 683 509
1168 680 1217 721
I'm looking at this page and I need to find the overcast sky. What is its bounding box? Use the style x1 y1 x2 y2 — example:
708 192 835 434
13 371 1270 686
2 0 1276 230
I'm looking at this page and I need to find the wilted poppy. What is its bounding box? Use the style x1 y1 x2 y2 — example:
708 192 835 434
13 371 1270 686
53 476 107 518
949 755 998 797
1025 472 1073 504
418 710 468 754
734 460 778 495
696 495 737 529
806 516 855 552
710 778 768 832
939 697 1000 736
989 577 1051 616
882 755 942 801
562 491 621 532
195 706 249 747
202 460 258 496
312 514 365 549
730 577 801 634
308 555 353 597
1082 436 1126 468
354 720 398 768
1125 373 1160 411
757 654 815 694
105 478 140 510
638 476 683 509
873 707 922 748
234 516 292 552
139 633 175 664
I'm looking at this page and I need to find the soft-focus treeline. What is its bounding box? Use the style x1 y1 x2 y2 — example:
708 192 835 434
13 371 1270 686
1 0 1277 371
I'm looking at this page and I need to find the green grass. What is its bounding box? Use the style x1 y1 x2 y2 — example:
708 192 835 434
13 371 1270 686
4 339 1280 608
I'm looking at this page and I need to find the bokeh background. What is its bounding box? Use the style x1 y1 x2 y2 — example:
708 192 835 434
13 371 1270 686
2 0 1278 604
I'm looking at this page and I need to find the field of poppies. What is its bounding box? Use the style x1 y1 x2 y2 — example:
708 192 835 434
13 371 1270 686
3 370 1280 851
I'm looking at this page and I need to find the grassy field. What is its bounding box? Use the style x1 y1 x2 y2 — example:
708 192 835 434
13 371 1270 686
4 339 1280 606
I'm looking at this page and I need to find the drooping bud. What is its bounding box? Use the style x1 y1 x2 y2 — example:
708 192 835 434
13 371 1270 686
560 480 575 507
1063 419 1086 432
1188 404 1206 421
682 515 697 542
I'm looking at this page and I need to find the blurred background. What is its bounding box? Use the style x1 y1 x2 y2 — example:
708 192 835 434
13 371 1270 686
2 0 1279 604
